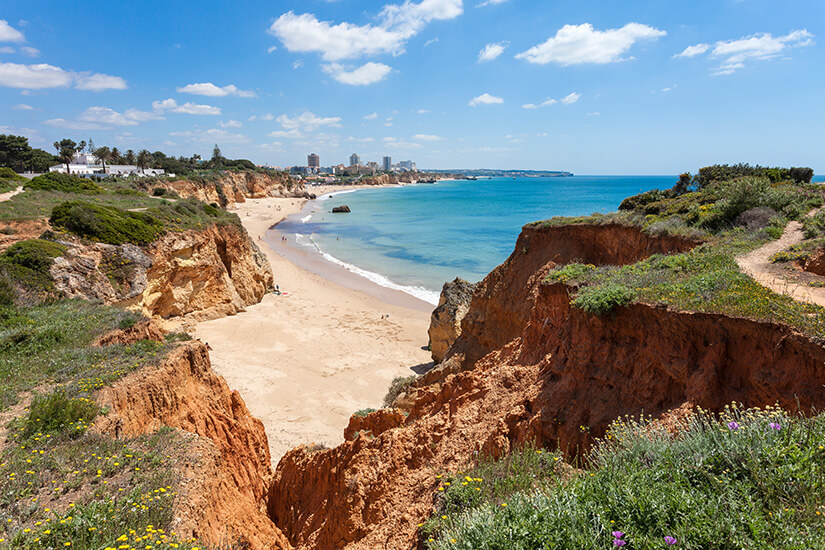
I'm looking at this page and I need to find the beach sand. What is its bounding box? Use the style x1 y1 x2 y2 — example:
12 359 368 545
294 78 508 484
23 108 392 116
193 186 434 464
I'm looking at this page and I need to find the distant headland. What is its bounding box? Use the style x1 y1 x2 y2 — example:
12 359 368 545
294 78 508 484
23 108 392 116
429 169 574 178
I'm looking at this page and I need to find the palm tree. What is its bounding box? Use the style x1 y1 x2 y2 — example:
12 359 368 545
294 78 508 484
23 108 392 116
124 149 136 165
94 146 111 174
136 150 152 174
110 147 122 164
53 139 79 174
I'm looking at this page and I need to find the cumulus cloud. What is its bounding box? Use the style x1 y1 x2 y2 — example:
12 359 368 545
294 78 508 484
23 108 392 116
676 29 814 74
322 62 392 85
364 112 379 119
46 105 163 129
170 128 250 143
20 46 39 57
413 133 443 141
0 47 14 54
516 23 666 65
0 62 126 90
469 93 504 106
176 82 256 97
522 92 580 109
276 111 342 130
478 41 507 62
219 120 243 128
477 0 507 6
12 103 34 110
268 0 463 61
561 92 581 105
152 98 221 115
0 20 24 43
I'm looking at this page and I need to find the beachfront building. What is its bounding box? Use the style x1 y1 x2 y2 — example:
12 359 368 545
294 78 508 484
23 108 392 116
398 160 417 171
49 151 165 177
382 156 392 171
308 153 320 168
349 153 360 166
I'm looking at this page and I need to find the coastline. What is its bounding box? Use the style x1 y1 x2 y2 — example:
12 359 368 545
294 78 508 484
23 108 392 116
193 184 433 464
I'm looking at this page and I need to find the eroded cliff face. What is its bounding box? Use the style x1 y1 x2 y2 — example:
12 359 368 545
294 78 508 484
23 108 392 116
428 278 477 363
95 342 292 549
801 248 825 276
144 171 312 206
51 223 273 321
267 222 825 550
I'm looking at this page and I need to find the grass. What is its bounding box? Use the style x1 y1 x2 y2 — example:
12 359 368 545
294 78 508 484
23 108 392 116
0 299 170 410
424 405 825 549
771 239 825 264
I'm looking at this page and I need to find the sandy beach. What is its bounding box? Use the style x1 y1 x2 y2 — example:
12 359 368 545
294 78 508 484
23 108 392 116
193 185 433 463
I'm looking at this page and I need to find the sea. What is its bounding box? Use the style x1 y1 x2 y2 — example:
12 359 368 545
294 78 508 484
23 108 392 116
277 175 825 305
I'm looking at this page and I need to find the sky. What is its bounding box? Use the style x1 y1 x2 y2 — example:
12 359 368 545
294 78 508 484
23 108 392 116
1 0 824 175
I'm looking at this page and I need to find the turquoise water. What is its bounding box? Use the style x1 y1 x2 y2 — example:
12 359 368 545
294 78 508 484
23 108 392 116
280 175 825 304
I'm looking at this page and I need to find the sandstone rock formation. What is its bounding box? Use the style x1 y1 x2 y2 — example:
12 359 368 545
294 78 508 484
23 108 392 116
428 278 477 363
50 223 273 322
331 205 351 213
92 318 165 347
266 221 825 550
801 248 825 277
95 342 292 549
140 171 312 206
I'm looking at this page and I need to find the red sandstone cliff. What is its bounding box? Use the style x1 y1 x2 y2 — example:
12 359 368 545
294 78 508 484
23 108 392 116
96 342 292 549
267 222 825 550
142 171 311 206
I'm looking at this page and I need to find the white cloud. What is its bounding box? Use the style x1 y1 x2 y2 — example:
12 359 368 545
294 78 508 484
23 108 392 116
176 82 256 98
587 112 600 116
152 98 221 115
417 109 430 114
170 128 250 143
323 62 392 85
561 92 581 105
477 0 507 6
268 0 463 61
0 47 14 54
0 20 24 43
673 43 709 58
267 45 278 53
219 120 243 128
74 72 128 91
47 105 164 129
364 112 379 119
424 38 439 47
45 118 106 131
469 92 504 106
0 62 73 89
522 92 580 109
123 108 164 122
249 113 275 121
78 106 140 126
478 41 508 62
276 111 342 130
516 23 666 65
413 134 443 141
661 87 672 92
12 103 33 110
20 46 39 57
292 59 304 69
676 29 814 75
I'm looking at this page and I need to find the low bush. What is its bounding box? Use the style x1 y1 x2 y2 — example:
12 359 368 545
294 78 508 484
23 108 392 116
571 284 634 315
734 206 778 231
383 375 418 407
2 239 66 273
803 210 825 239
21 391 99 439
0 239 66 304
353 408 378 418
50 201 164 245
0 167 24 183
25 172 103 194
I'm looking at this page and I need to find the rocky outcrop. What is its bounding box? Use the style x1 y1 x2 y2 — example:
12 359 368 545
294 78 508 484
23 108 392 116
92 318 165 347
331 205 351 213
801 248 825 277
358 173 453 186
266 222 825 550
142 170 312 206
428 278 477 363
95 342 292 549
51 223 273 321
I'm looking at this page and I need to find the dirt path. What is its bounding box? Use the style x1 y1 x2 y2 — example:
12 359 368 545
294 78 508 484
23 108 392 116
0 186 24 202
736 220 825 307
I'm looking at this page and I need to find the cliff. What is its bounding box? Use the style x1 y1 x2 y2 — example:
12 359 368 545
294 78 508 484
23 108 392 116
428 278 476 363
51 222 273 321
95 341 292 549
358 172 451 186
266 222 825 549
142 170 313 206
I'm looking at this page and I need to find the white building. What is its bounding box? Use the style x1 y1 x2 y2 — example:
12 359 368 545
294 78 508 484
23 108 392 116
49 151 165 177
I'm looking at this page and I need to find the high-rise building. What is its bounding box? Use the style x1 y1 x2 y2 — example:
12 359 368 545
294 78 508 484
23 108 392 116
349 153 360 166
382 156 392 171
399 160 416 171
307 153 320 168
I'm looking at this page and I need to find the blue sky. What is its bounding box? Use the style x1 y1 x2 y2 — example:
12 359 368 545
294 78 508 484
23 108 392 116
1 0 823 174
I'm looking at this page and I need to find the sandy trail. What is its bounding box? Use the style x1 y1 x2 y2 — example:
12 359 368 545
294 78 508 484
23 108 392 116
194 189 433 464
0 186 24 202
736 219 825 307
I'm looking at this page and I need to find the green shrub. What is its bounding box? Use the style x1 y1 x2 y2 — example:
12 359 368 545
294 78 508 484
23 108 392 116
25 172 103 194
21 391 100 439
2 239 65 272
547 263 596 285
0 167 25 182
50 201 164 245
803 210 825 239
572 284 634 315
383 375 418 407
427 407 825 550
353 408 378 418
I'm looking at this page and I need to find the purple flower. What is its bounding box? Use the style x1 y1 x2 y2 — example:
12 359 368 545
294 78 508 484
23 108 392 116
613 540 627 547
612 531 625 539
769 422 781 430
727 421 740 430
664 535 677 545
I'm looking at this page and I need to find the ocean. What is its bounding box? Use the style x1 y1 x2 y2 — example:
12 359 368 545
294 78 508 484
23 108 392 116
277 175 825 305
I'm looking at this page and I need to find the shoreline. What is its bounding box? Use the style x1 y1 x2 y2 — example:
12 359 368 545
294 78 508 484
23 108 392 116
193 185 434 464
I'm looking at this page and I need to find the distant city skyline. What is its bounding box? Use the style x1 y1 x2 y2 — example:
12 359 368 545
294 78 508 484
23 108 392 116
0 1 824 174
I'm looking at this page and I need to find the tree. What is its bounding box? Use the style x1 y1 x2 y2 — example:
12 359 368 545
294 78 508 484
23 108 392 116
110 147 123 164
136 150 152 174
211 144 223 168
124 149 135 165
674 172 692 195
0 135 32 172
94 145 112 174
53 139 81 174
